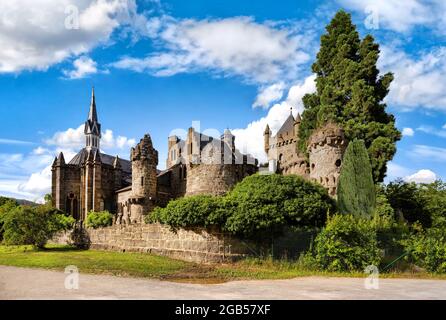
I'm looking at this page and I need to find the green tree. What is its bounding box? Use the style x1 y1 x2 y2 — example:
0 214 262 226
298 10 400 183
0 199 20 241
337 139 376 218
417 180 446 228
224 174 334 238
2 204 75 248
384 179 432 228
44 194 53 205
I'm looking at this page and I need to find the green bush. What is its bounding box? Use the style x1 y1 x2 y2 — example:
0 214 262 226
1 204 75 248
384 179 432 228
224 174 334 238
148 174 334 239
309 214 382 272
147 195 224 229
86 211 114 229
402 228 446 273
337 139 376 218
0 198 20 241
417 181 446 228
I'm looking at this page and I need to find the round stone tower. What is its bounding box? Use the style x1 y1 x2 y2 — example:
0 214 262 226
129 134 158 223
307 122 347 197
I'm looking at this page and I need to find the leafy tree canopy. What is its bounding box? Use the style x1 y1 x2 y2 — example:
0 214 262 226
298 10 401 183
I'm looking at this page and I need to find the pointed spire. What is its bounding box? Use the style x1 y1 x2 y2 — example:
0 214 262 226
89 86 98 123
56 152 65 165
113 155 121 169
264 124 271 135
52 156 58 167
295 112 302 123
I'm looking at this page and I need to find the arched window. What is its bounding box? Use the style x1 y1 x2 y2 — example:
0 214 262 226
141 176 144 187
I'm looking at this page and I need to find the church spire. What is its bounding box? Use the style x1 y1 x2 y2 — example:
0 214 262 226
84 87 101 151
88 87 98 123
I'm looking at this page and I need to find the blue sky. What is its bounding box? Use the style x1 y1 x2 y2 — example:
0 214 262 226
1 0 446 201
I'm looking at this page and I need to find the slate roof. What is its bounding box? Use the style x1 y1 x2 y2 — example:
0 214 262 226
68 148 132 173
276 114 295 137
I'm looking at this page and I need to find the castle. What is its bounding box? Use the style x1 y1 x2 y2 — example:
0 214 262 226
51 89 258 223
52 90 347 223
264 111 347 197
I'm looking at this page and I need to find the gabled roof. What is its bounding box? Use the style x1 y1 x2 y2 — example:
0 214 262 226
68 148 131 173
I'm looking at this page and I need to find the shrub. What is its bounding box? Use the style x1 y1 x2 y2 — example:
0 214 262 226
384 179 432 228
148 174 334 239
147 195 225 230
310 214 382 272
0 198 20 241
224 174 335 238
337 139 376 218
86 211 114 229
402 228 446 273
2 205 75 248
417 181 446 228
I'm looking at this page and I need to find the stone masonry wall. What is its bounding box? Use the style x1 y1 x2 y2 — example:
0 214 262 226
53 223 251 263
186 164 257 196
51 223 315 263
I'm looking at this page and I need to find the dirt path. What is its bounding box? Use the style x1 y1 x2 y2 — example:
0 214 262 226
1 265 445 300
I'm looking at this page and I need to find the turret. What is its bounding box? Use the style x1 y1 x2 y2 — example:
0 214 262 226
264 124 271 153
84 87 101 151
113 155 122 190
130 134 159 223
294 113 301 137
221 129 235 164
307 122 347 197
56 152 66 166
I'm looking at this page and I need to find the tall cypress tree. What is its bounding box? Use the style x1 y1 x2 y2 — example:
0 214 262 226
338 139 376 218
298 10 401 183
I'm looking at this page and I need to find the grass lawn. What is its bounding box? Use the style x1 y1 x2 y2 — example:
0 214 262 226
1 245 445 282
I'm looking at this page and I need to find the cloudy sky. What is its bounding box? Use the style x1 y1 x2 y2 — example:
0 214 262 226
1 0 445 202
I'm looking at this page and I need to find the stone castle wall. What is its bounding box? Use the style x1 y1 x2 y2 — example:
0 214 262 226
308 123 347 197
51 223 315 263
185 163 257 196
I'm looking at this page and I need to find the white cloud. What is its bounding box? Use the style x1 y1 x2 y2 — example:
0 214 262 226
232 75 316 162
405 169 438 184
45 124 135 156
416 125 446 138
386 163 438 184
0 138 33 145
412 145 446 162
380 46 446 111
45 125 85 150
402 127 414 137
63 56 99 79
0 0 147 73
338 0 434 33
113 15 312 84
0 124 136 201
253 82 286 109
101 129 136 150
386 162 412 181
18 165 52 197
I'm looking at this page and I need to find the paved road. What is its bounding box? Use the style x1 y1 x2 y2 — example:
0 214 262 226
1 266 445 300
